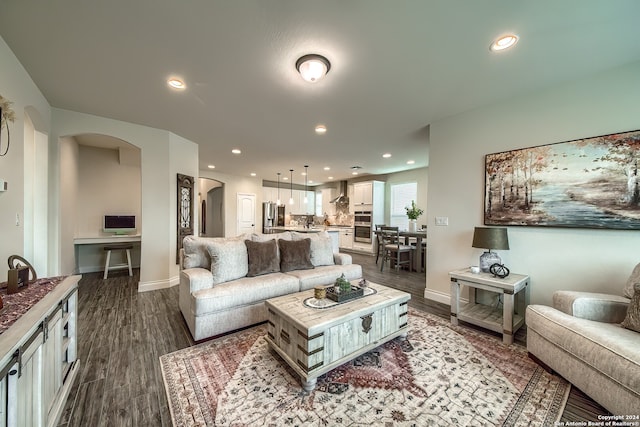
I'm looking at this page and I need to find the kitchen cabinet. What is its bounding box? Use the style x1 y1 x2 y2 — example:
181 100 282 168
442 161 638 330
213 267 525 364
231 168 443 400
338 228 354 250
353 182 373 206
285 190 314 215
0 275 80 427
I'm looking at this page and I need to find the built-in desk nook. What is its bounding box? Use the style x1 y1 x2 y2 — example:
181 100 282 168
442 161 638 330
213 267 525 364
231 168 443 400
0 275 81 426
74 234 141 274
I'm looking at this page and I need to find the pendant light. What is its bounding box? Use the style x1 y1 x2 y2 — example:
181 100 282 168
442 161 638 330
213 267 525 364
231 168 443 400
303 165 309 204
276 172 281 206
289 169 294 205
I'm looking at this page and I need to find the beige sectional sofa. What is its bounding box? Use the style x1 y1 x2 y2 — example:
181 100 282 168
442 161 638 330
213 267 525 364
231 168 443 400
179 231 362 341
526 281 640 415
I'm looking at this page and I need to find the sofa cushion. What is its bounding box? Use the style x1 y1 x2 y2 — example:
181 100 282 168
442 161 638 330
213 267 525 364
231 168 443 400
278 238 314 273
621 283 640 332
623 262 640 299
285 263 363 291
245 239 280 277
192 273 299 316
293 231 335 267
206 238 248 285
526 305 640 400
182 235 250 269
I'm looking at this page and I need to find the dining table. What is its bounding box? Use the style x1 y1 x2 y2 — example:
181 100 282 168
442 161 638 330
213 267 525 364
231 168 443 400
374 229 427 272
400 230 427 272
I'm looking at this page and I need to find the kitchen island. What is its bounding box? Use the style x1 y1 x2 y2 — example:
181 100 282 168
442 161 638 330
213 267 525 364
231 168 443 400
264 226 342 253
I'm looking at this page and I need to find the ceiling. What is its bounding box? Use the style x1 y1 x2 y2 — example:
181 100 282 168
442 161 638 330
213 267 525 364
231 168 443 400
2 1 640 185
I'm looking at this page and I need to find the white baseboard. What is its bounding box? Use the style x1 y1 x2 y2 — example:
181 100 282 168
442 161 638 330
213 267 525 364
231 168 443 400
138 275 179 292
77 264 140 274
424 289 451 305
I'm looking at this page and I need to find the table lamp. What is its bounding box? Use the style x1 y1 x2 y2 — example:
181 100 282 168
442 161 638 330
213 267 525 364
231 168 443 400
472 227 509 272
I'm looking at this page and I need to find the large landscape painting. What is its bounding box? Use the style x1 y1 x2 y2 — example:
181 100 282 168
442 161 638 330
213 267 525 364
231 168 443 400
484 130 640 229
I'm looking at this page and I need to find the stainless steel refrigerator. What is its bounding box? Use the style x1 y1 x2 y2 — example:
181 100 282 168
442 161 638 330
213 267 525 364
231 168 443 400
263 202 276 233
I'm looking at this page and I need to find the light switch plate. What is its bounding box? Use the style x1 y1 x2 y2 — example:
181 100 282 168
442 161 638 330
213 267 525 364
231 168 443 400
435 216 449 226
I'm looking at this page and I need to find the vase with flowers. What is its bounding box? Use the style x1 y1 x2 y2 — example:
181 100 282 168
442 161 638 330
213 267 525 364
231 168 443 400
405 200 424 232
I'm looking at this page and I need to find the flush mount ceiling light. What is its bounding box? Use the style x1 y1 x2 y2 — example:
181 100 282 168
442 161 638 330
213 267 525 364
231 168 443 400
315 125 327 135
167 78 186 89
296 54 331 83
490 34 519 52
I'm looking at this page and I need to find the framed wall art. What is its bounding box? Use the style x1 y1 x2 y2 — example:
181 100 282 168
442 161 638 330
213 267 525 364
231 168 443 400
177 173 194 263
484 129 640 230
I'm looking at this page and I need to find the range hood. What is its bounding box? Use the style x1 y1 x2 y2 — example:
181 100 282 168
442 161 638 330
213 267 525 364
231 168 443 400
330 181 349 203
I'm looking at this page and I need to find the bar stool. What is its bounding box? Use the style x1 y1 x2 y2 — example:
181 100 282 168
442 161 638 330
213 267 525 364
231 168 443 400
103 244 133 279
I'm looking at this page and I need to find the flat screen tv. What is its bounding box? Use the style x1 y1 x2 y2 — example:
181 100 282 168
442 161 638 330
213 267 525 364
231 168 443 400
103 215 136 235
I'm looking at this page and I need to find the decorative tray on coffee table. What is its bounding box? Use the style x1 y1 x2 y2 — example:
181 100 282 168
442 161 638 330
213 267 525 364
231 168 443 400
326 285 364 302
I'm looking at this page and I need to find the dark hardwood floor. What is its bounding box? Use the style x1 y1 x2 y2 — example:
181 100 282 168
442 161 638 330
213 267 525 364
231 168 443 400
58 251 608 426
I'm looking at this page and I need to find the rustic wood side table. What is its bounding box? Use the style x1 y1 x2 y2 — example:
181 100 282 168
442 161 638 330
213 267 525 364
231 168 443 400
449 268 530 344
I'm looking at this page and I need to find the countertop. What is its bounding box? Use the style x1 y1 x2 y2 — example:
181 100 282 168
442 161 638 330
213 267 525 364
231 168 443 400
265 225 352 233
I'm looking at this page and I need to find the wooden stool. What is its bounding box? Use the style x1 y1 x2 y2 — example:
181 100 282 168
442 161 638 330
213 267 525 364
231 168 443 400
103 244 133 279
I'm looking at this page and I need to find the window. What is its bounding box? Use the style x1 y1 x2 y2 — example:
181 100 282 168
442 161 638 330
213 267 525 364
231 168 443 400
390 182 418 230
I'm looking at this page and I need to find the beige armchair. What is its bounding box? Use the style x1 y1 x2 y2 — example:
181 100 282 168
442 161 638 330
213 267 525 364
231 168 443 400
526 288 639 416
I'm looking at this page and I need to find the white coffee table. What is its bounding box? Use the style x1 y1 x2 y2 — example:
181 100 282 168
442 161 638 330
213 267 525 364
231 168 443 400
265 281 411 392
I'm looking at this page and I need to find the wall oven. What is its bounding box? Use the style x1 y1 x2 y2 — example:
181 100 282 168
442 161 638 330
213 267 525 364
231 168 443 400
354 210 372 243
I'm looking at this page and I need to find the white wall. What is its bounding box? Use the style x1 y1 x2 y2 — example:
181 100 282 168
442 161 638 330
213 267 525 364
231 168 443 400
382 167 428 226
426 60 640 306
0 36 51 282
59 137 79 274
199 170 263 237
51 108 199 291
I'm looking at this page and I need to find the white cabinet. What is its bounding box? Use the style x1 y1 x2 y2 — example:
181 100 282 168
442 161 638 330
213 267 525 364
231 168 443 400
353 182 373 206
338 228 354 250
0 276 80 427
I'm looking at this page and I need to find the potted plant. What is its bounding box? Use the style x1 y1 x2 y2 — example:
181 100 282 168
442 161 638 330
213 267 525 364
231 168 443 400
405 200 424 232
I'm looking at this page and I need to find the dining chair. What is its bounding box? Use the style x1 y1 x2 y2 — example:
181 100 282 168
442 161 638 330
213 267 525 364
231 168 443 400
374 224 386 264
379 226 412 272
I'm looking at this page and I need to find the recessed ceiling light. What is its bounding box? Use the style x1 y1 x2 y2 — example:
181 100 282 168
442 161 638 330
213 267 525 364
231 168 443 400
231 148 241 154
283 176 288 181
309 180 313 184
328 176 334 180
250 172 256 177
407 160 415 165
383 153 392 158
167 78 186 89
490 34 518 52
315 125 327 135
352 171 359 175
207 165 215 169
323 166 330 171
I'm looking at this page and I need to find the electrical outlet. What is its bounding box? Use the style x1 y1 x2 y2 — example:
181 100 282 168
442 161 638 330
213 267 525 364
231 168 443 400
15 213 20 226
435 216 448 226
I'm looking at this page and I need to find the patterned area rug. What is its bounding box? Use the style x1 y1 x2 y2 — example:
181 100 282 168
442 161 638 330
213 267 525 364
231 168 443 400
160 309 569 426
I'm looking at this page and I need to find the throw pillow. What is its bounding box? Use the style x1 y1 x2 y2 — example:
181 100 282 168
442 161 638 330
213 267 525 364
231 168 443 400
623 262 640 299
278 238 314 273
206 239 249 285
245 239 280 277
621 283 640 333
182 235 212 269
292 231 335 267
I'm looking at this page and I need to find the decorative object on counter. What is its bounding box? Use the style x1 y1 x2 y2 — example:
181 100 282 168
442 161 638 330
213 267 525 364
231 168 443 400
7 255 37 294
489 263 510 278
1 94 16 157
472 226 509 272
358 278 368 288
470 266 481 274
405 200 424 232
